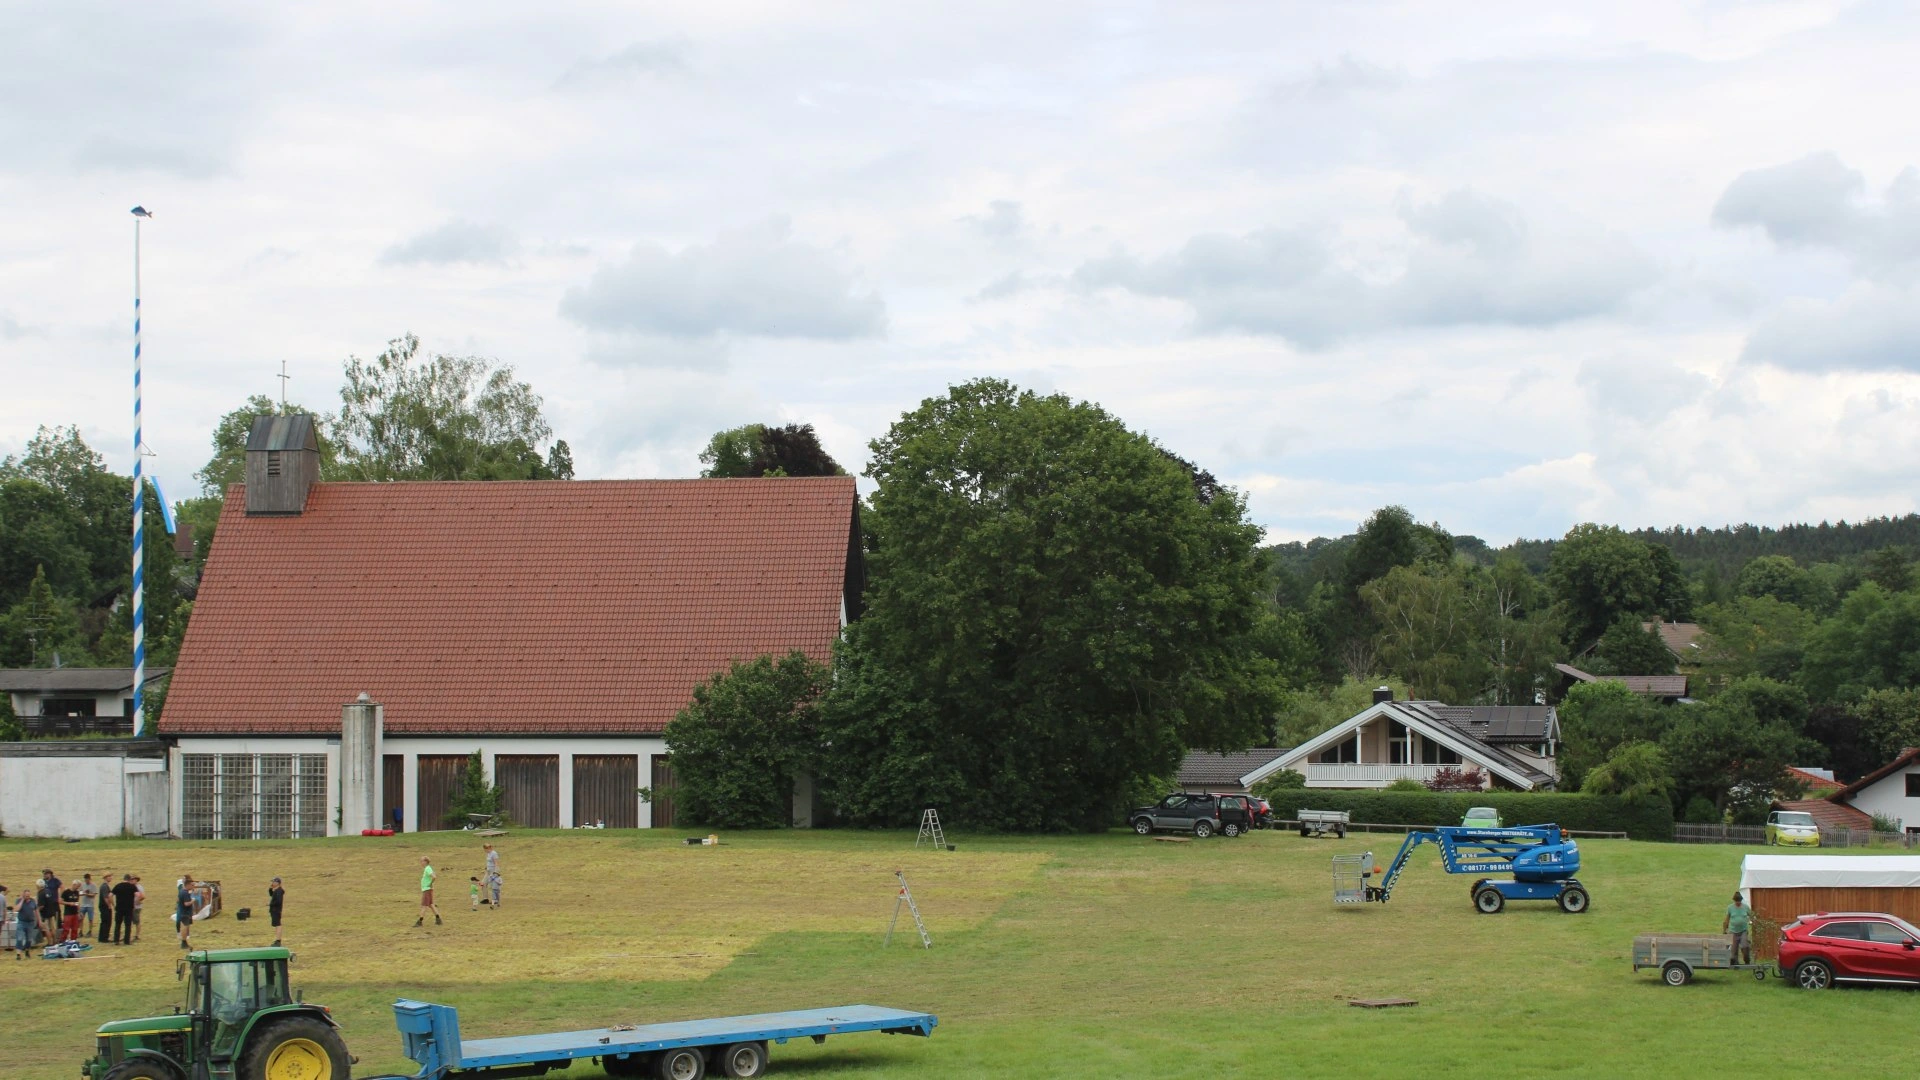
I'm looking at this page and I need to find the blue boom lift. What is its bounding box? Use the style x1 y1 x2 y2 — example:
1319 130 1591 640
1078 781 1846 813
1348 823 1589 914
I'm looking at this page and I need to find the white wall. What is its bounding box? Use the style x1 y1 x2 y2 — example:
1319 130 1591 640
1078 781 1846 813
171 735 668 835
1849 767 1920 832
0 756 152 838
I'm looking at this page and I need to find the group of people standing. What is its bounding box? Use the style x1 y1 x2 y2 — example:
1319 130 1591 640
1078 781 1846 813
413 843 502 927
4 868 148 958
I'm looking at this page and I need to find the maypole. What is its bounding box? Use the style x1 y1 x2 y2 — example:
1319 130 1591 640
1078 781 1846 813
131 205 152 736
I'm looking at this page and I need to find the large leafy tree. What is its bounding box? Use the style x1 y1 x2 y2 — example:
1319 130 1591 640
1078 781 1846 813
1363 564 1484 702
335 333 568 481
1 426 128 598
1799 583 1920 703
1557 680 1670 789
1547 524 1663 650
699 422 844 478
1696 594 1818 684
1661 676 1814 820
661 651 831 829
817 379 1284 830
1586 617 1678 676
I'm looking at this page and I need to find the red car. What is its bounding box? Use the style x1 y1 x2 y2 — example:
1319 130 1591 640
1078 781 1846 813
1778 911 1920 990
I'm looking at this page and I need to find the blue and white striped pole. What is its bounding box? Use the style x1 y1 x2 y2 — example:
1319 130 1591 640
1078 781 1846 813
131 206 152 737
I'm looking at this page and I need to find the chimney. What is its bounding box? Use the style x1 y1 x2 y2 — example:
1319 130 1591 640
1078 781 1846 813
244 414 320 515
339 692 383 835
1372 686 1393 705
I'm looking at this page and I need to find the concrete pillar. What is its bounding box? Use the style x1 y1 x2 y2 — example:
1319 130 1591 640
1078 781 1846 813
339 694 382 834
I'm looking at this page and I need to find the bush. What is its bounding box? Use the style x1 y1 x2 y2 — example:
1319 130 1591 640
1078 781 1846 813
446 749 505 827
1871 812 1901 834
1384 778 1427 792
1274 790 1674 840
664 650 831 829
1251 769 1306 799
1682 795 1720 824
1425 766 1486 792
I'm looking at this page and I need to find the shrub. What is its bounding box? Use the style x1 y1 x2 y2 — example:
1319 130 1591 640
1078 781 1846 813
1425 766 1486 792
446 749 505 827
664 650 831 829
1276 790 1674 840
1871 812 1902 834
1681 795 1720 824
1251 769 1306 799
1384 778 1427 792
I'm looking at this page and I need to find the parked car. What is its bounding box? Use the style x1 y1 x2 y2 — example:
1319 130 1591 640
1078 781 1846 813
1244 796 1274 830
1461 806 1502 829
1210 794 1256 837
1766 810 1821 847
1129 792 1226 838
1778 911 1920 989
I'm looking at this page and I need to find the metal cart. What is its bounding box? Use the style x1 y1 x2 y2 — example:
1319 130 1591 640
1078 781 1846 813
1299 808 1351 838
1632 933 1771 985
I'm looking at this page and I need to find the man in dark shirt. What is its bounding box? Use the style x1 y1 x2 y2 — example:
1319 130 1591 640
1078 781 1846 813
267 878 285 947
37 871 59 943
59 883 81 942
111 876 139 945
176 874 194 951
96 867 115 944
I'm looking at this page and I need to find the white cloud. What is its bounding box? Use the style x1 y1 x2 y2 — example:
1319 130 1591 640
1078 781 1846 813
1713 152 1920 273
380 221 519 266
1742 284 1920 373
554 40 689 89
560 219 886 342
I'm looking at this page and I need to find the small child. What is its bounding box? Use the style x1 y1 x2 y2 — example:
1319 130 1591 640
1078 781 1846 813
468 877 480 911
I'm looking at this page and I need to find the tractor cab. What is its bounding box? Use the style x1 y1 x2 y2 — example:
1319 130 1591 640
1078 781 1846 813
85 947 348 1080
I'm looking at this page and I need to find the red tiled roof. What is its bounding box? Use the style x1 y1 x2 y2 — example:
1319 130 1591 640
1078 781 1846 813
159 478 858 736
1771 798 1873 831
1784 766 1843 793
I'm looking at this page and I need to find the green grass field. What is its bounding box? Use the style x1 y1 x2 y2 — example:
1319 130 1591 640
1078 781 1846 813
3 828 1915 1079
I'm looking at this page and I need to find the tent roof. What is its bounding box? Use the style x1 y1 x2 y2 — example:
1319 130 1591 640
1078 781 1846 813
1739 854 1920 893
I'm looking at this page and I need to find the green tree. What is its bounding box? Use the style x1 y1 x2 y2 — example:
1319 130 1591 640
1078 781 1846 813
1579 741 1675 805
698 424 764 478
1274 676 1411 749
445 749 504 826
699 423 844 478
1363 563 1485 702
335 333 560 481
1647 544 1693 622
1661 676 1813 818
0 692 20 741
1587 617 1677 676
1 425 127 595
1849 688 1920 766
1863 546 1913 593
0 478 89 608
1557 680 1669 789
0 565 87 667
1251 769 1306 800
816 379 1284 830
1548 524 1662 649
1736 555 1814 607
1696 595 1817 684
1800 583 1920 703
661 651 831 829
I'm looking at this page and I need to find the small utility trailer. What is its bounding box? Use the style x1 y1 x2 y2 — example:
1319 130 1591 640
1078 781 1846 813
1632 933 1771 986
384 998 939 1079
1297 808 1351 838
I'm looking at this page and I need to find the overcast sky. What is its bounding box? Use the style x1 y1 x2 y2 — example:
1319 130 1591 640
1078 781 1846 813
4 1 1918 544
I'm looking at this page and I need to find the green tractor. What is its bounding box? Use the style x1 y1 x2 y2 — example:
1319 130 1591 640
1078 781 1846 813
84 946 351 1080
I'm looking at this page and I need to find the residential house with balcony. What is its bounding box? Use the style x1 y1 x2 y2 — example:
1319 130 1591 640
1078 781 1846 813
1242 689 1560 791
0 667 171 736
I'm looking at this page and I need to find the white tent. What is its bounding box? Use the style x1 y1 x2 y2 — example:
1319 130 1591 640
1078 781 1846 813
1739 854 1920 892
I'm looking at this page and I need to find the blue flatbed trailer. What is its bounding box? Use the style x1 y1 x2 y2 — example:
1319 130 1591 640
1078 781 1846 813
378 999 937 1079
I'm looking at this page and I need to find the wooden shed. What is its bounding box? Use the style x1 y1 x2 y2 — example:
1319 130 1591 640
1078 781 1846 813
1739 855 1920 960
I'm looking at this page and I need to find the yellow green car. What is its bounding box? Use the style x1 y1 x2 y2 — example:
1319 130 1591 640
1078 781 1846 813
1765 810 1821 847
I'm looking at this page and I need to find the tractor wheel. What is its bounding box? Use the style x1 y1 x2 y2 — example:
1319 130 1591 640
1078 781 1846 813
103 1061 184 1080
1193 819 1215 838
1794 960 1833 990
1473 886 1506 914
656 1046 707 1080
1557 886 1591 914
716 1041 769 1078
1132 817 1154 836
238 1015 350 1080
1662 961 1691 987
1222 822 1242 838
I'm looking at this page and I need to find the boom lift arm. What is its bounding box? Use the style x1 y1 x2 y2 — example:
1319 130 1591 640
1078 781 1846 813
1353 824 1589 914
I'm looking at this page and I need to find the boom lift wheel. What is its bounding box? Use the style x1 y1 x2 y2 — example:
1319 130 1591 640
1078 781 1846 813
657 1045 707 1080
1556 885 1591 913
717 1041 769 1078
1662 961 1691 986
1473 886 1505 914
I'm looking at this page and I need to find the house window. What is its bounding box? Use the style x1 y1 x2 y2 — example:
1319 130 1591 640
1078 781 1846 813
1318 740 1358 764
1419 738 1462 766
181 752 329 840
1906 773 1920 798
38 697 96 717
1389 722 1414 765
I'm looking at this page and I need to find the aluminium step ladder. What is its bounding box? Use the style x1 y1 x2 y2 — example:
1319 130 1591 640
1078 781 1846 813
915 808 948 849
885 870 932 949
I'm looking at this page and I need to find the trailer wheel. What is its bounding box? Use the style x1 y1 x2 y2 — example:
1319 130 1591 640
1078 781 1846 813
716 1041 768 1078
603 1053 651 1077
1193 820 1214 838
1132 817 1154 835
1335 825 1346 838
238 1015 350 1080
1557 886 1590 914
657 1046 707 1080
1662 961 1691 986
1473 886 1505 914
1299 825 1310 838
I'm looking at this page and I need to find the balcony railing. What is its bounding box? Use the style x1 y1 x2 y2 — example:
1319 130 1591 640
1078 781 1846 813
18 714 135 738
1304 763 1447 786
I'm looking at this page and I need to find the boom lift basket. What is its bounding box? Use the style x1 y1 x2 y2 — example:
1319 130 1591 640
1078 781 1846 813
1332 852 1374 904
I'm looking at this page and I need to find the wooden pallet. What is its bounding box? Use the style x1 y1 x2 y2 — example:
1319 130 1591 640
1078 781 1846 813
1349 997 1418 1008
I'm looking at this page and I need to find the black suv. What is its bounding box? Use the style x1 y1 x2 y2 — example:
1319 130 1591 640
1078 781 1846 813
1129 792 1255 838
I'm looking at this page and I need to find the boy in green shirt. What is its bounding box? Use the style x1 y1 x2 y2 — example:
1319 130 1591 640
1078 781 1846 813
1724 892 1753 965
414 857 442 927
469 877 481 911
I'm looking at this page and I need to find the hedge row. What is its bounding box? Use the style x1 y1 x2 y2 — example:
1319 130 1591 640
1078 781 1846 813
1273 791 1674 841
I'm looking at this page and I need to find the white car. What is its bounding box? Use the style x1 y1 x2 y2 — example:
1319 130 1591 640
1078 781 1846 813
1766 810 1821 847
